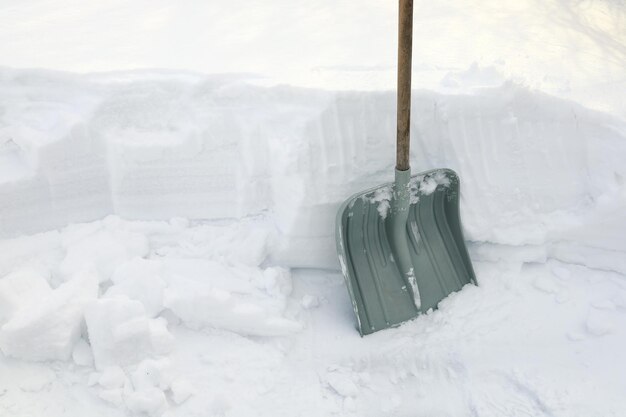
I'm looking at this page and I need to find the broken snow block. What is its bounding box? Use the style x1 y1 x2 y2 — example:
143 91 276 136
106 258 166 317
0 267 52 325
0 272 98 361
60 228 149 282
85 297 174 370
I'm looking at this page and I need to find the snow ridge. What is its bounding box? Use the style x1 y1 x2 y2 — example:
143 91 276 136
1 69 624 269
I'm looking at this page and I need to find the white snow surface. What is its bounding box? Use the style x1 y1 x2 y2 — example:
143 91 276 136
1 0 625 119
1 68 625 269
1 1 626 416
1 216 626 416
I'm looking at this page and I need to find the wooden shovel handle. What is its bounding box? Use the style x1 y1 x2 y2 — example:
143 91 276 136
396 0 413 171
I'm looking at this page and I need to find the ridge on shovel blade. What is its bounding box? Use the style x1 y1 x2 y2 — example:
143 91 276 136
336 168 476 336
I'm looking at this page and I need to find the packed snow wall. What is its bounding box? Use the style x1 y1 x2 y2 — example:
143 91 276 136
1 69 625 268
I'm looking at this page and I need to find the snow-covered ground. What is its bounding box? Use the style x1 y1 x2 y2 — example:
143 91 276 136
1 1 626 416
1 214 626 416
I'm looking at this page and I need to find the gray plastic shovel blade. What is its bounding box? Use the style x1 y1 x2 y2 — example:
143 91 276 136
336 168 476 335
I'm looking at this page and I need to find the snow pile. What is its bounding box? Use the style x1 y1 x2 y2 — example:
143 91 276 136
0 68 624 416
0 200 625 416
0 216 302 416
103 256 300 337
162 261 299 336
1 68 625 269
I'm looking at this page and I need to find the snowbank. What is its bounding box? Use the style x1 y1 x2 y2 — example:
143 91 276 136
1 69 625 268
0 68 625 415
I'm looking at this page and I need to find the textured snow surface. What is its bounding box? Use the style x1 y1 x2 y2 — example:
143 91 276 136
0 215 625 416
1 1 626 415
1 68 625 269
0 68 625 416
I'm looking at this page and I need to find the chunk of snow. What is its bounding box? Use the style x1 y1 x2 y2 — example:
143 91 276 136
162 261 301 336
0 271 98 361
60 228 149 282
106 258 166 317
370 186 392 219
416 171 450 195
406 268 421 309
85 297 173 370
0 267 52 325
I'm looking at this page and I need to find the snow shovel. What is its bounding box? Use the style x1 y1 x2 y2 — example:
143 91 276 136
335 0 476 336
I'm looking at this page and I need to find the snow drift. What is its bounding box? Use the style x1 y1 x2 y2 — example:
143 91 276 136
1 68 625 269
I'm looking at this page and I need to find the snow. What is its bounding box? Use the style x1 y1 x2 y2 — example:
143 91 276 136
0 212 624 415
0 268 52 325
0 0 625 416
85 296 174 370
0 0 624 119
162 262 301 336
72 338 94 367
1 70 624 269
60 227 150 282
370 186 392 219
0 271 98 361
